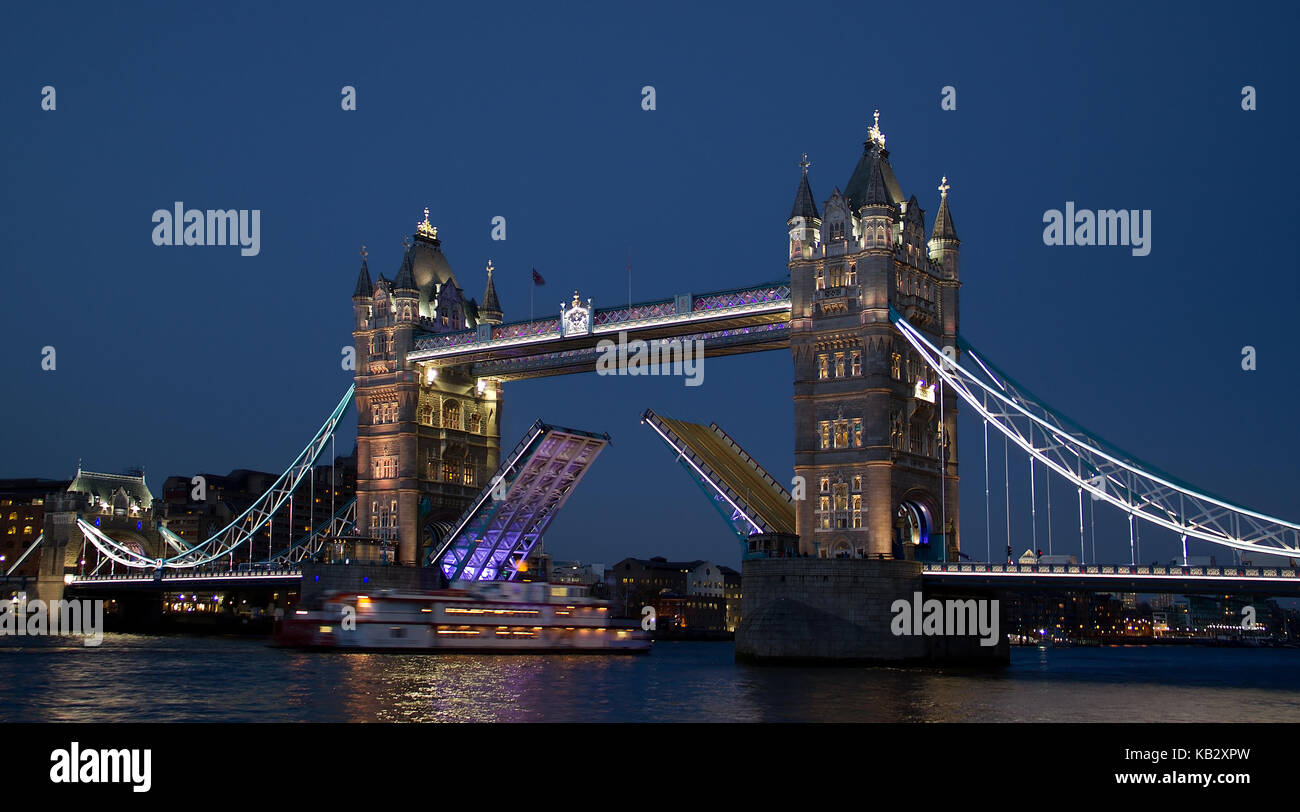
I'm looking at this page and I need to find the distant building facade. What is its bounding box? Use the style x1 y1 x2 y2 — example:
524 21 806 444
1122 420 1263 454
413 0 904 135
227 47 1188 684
0 478 71 577
606 556 739 634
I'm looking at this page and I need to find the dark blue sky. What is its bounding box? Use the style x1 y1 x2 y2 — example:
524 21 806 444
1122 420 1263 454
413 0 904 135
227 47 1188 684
2 1 1296 569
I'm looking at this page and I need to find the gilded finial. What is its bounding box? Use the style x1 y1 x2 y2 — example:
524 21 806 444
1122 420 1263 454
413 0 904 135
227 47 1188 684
938 176 950 200
416 207 437 239
486 259 495 277
360 244 368 260
868 109 886 147
799 153 811 175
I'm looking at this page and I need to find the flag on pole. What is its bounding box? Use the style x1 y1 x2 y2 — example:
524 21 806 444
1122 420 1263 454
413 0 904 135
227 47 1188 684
531 268 545 285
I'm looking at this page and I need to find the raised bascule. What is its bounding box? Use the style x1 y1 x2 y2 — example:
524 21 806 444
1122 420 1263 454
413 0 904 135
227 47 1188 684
30 112 1300 663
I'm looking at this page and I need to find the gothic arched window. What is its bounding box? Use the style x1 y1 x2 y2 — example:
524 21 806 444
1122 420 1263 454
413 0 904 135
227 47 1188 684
443 400 461 431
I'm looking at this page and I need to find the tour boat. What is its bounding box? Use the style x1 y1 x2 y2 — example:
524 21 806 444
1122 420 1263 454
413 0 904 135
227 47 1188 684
272 581 651 653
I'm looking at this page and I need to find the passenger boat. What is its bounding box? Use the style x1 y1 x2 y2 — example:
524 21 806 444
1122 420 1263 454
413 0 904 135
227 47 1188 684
272 580 651 653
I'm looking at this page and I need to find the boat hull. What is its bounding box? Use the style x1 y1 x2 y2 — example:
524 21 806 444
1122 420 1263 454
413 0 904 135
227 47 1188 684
271 583 651 654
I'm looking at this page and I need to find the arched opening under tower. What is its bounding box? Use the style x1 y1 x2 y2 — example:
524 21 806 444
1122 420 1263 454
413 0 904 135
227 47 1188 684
420 517 456 568
893 496 941 562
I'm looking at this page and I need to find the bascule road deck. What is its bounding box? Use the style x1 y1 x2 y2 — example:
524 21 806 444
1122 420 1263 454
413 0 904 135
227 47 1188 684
642 410 795 538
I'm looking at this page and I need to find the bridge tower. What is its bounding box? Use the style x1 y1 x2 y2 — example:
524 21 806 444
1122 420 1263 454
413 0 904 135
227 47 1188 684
789 114 961 562
351 213 503 566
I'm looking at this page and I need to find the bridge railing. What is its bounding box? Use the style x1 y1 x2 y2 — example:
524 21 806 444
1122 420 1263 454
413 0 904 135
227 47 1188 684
921 563 1298 578
411 281 792 359
70 567 303 583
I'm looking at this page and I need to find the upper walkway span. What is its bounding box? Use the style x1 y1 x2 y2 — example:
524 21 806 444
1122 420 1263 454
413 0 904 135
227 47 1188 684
407 281 791 380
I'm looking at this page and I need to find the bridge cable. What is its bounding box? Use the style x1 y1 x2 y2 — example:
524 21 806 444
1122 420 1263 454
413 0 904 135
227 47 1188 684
1030 457 1038 554
984 416 991 564
1128 513 1136 566
893 313 1300 563
1078 486 1085 565
939 365 948 557
1136 515 1142 565
1090 492 1097 563
1003 432 1011 562
1046 465 1053 555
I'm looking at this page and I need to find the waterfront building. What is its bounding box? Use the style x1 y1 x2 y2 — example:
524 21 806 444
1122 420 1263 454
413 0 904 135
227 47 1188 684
0 478 71 577
606 557 738 632
721 565 741 632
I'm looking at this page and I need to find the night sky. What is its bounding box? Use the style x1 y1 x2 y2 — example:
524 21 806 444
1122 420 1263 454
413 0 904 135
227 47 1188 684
2 1 1296 569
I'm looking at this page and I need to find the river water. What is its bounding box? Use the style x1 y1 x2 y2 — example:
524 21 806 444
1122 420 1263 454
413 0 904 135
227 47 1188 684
3 635 1299 723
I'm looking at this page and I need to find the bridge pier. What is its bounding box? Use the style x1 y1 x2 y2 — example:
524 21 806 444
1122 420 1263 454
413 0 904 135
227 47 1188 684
735 558 1008 665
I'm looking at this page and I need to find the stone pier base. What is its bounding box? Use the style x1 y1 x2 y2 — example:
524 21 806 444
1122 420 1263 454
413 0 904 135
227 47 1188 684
735 558 1008 665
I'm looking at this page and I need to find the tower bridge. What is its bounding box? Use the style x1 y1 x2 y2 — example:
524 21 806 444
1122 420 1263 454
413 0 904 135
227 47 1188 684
20 111 1300 662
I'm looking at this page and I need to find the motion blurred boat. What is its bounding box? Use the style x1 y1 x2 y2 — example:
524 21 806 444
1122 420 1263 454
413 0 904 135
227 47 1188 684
272 581 650 653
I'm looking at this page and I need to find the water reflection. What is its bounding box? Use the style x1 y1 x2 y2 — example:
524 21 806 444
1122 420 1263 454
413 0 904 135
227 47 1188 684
2 636 1299 722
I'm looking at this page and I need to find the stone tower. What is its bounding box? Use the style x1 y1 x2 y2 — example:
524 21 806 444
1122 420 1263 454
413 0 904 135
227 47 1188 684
789 114 961 562
351 211 503 566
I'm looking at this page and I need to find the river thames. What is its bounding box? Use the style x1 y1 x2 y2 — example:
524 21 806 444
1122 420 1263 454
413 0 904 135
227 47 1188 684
2 635 1299 722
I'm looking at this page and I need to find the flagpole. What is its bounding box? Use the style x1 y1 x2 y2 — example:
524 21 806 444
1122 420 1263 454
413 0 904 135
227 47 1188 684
627 248 632 316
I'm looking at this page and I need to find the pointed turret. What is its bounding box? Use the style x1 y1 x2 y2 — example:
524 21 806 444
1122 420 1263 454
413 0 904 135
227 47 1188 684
930 179 958 242
393 241 418 294
353 246 373 299
864 152 893 207
479 259 503 325
789 155 820 222
392 236 418 324
928 176 960 280
352 246 374 333
788 154 822 262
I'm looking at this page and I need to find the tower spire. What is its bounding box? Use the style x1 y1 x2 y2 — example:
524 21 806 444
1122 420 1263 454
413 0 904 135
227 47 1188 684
479 259 503 324
931 176 958 241
353 244 373 299
394 236 417 293
789 153 820 222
